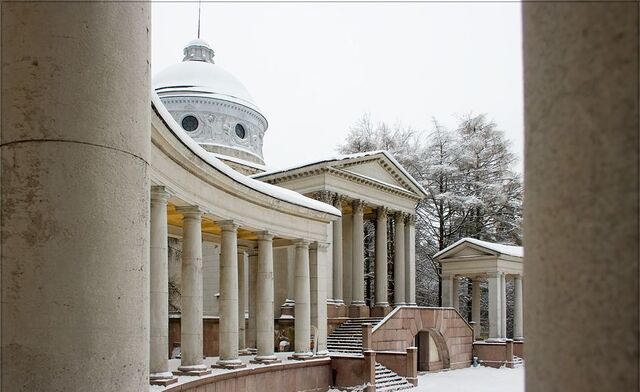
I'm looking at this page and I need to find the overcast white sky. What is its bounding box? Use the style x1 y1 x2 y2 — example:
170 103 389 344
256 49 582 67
152 1 523 171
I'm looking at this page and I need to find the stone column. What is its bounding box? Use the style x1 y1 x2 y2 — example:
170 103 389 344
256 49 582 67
351 199 366 313
524 4 638 390
441 275 453 307
247 247 258 350
472 278 481 338
310 242 329 355
393 212 406 305
253 232 279 363
487 272 503 341
293 240 313 358
342 213 353 305
374 207 389 312
237 246 247 351
176 207 209 374
404 214 417 305
452 276 460 311
284 246 295 307
149 187 176 384
332 194 344 304
500 274 506 339
513 275 523 340
1 3 150 389
216 221 244 368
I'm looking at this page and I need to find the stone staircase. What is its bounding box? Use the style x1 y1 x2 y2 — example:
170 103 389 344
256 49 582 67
327 317 384 354
512 355 524 367
374 363 414 391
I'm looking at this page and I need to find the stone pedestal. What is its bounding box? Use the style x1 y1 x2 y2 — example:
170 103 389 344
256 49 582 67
370 305 391 318
348 305 370 319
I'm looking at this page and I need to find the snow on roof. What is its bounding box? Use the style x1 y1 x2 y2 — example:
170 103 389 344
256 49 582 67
252 150 428 197
151 92 340 217
434 237 523 259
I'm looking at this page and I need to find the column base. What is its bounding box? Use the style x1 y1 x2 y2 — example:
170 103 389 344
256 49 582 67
173 364 212 377
280 303 295 318
149 372 178 386
250 354 282 364
315 350 330 357
348 304 370 318
212 359 247 369
370 305 391 317
485 337 507 343
288 352 314 360
239 348 255 356
514 336 524 341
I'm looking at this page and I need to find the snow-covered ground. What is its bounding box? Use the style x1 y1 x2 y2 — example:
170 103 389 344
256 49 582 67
414 366 524 392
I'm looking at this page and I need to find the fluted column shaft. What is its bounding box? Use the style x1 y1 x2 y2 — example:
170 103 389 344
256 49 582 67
310 242 329 355
217 221 242 366
404 215 416 305
293 240 312 358
177 207 206 371
332 195 344 304
254 233 277 361
150 187 172 379
393 212 406 305
514 275 524 340
375 207 389 306
351 200 366 305
237 247 247 350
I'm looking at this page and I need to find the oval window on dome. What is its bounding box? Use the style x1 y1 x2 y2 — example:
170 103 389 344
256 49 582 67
235 124 246 139
182 115 199 132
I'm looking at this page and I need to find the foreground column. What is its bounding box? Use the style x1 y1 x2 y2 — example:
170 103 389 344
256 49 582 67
252 232 279 363
472 278 481 338
332 195 344 304
1 3 150 390
247 248 258 350
441 275 453 307
310 242 329 355
404 215 416 305
513 275 523 340
342 213 353 305
374 207 389 314
452 276 460 311
487 272 503 341
177 207 209 375
216 221 244 368
293 240 313 358
237 246 247 352
149 188 177 385
393 212 406 305
501 274 507 338
350 200 367 317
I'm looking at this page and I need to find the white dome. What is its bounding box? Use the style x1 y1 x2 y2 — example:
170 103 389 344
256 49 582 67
153 61 259 111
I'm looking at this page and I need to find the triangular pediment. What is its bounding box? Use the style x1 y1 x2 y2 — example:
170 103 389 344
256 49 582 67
447 245 496 258
339 160 406 189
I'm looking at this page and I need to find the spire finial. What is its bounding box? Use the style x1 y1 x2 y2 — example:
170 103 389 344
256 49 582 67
197 1 201 39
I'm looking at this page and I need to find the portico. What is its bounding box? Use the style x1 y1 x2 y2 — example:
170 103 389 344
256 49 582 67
435 238 524 341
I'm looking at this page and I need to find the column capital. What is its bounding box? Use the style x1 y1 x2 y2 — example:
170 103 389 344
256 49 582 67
311 190 333 205
256 231 273 241
294 239 311 249
150 186 171 204
332 193 344 209
352 199 365 214
237 245 250 254
405 213 416 225
394 211 407 222
218 220 239 232
376 206 389 220
176 205 203 219
310 241 330 251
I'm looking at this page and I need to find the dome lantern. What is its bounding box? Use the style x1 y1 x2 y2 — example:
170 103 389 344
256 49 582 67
183 39 215 63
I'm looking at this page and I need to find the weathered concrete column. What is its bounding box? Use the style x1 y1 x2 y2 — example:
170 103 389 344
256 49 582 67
523 3 638 390
293 240 313 358
149 187 176 384
451 276 460 311
247 247 258 350
393 212 406 305
500 273 507 338
310 242 329 355
253 232 279 363
441 275 453 307
351 200 366 309
404 214 416 305
176 207 209 374
237 246 247 351
1 3 150 390
487 272 504 341
472 278 481 338
513 275 523 340
342 214 353 305
332 194 344 304
216 221 244 368
374 207 389 308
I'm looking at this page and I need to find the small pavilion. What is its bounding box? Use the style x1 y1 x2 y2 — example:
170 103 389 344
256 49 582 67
434 238 523 341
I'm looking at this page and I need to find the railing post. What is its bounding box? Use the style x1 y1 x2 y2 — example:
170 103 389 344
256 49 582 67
506 339 514 368
362 323 372 352
363 350 376 392
406 347 418 386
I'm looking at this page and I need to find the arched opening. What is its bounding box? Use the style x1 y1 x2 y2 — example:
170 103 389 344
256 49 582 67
415 329 450 372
